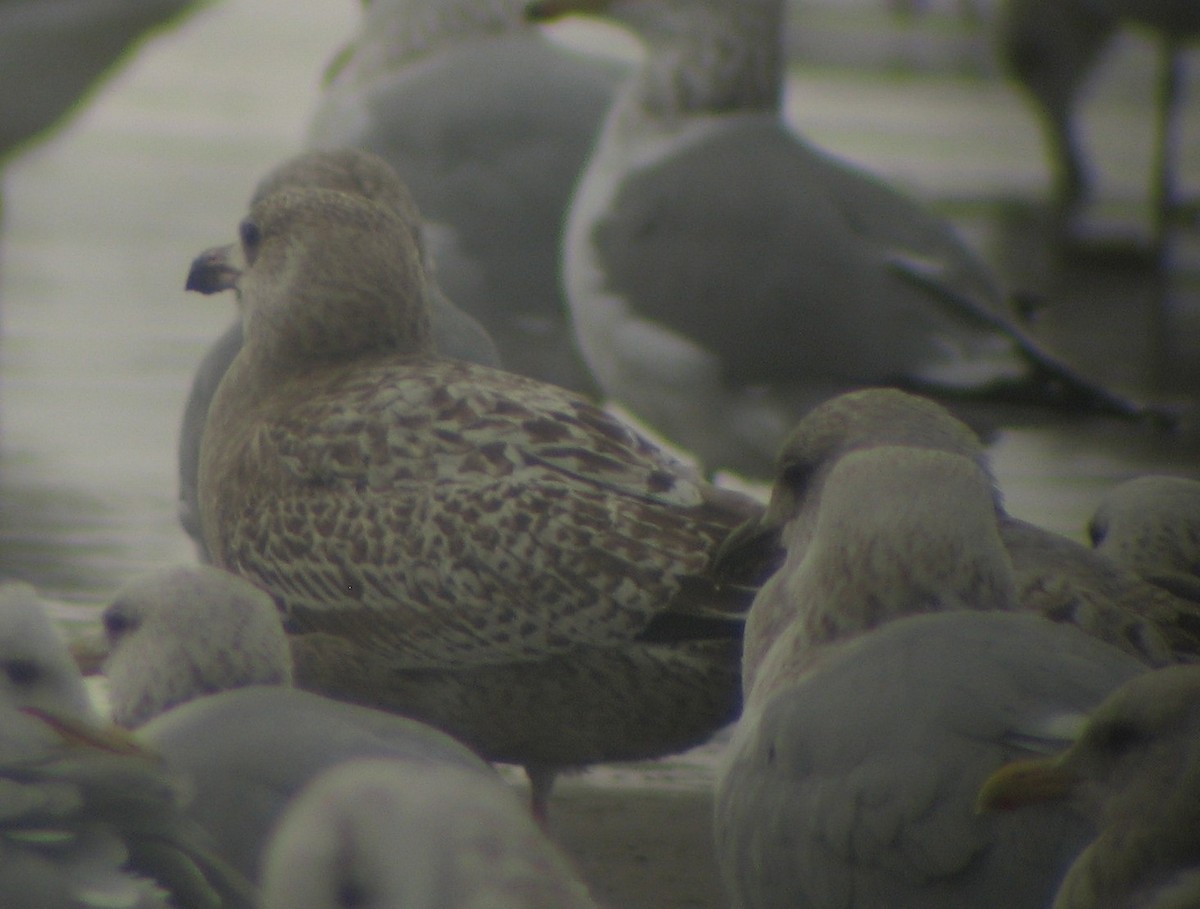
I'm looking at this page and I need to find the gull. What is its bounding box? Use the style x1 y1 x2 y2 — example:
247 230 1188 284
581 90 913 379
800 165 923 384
180 148 500 561
714 446 1147 909
0 581 255 908
0 0 200 161
527 0 1157 480
712 388 1200 694
261 759 599 909
192 185 763 816
999 0 1200 239
1088 475 1200 603
979 664 1200 909
80 565 496 881
306 0 629 396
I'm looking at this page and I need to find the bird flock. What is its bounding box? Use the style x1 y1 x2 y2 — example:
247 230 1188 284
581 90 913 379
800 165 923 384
2 0 1199 907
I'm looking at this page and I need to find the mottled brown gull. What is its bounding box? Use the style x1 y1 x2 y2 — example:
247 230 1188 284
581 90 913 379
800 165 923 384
979 665 1200 909
527 0 1160 479
714 388 1200 694
261 759 599 909
180 149 500 561
307 0 628 396
194 185 763 814
714 446 1147 909
0 582 255 909
81 565 496 881
1088 475 1200 603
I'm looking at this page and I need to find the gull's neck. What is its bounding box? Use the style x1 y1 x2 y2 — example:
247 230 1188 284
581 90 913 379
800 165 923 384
623 1 783 121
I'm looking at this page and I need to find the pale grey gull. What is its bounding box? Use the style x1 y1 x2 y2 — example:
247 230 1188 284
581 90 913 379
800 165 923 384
714 445 1147 909
306 0 629 396
711 388 1200 694
0 581 255 908
528 0 1162 479
79 565 496 881
192 185 764 816
261 759 599 909
180 149 500 561
979 664 1200 909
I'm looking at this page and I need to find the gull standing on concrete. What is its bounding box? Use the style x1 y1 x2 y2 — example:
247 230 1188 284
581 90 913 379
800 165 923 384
714 446 1146 909
193 186 764 816
528 0 1156 479
180 149 500 561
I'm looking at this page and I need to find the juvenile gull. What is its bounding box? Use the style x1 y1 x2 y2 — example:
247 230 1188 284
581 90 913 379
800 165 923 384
261 759 599 909
528 0 1159 478
83 565 495 880
713 388 1200 693
0 582 255 908
194 186 763 814
714 447 1147 909
180 149 500 561
1088 475 1200 603
979 665 1200 909
307 0 628 396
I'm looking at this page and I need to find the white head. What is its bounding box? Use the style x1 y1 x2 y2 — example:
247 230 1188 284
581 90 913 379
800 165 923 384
102 565 292 728
260 760 597 909
0 583 97 721
750 445 1016 701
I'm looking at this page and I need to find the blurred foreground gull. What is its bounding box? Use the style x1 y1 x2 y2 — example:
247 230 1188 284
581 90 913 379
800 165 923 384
192 187 764 816
307 0 628 395
999 0 1200 235
714 388 1200 693
527 0 1158 479
0 582 255 908
180 149 500 561
1088 475 1200 603
0 0 200 161
979 665 1200 909
714 447 1147 909
82 565 495 881
261 760 599 909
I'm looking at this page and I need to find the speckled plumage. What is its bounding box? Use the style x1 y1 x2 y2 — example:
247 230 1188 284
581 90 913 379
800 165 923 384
197 186 761 805
179 149 500 562
718 389 1200 693
1089 475 1200 603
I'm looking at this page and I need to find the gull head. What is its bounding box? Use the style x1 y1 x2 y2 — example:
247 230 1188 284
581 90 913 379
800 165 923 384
99 565 292 728
236 186 432 369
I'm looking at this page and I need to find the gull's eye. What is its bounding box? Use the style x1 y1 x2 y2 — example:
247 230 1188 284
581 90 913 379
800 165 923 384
1090 718 1145 758
779 459 813 495
1087 514 1108 547
102 606 137 643
2 659 41 688
336 879 369 909
239 218 263 265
